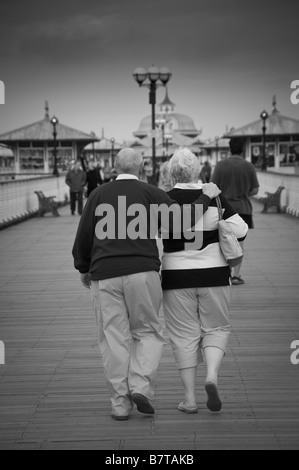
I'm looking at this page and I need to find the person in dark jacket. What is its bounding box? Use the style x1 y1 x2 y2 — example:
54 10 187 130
85 162 103 197
65 161 86 215
200 161 212 183
212 138 259 285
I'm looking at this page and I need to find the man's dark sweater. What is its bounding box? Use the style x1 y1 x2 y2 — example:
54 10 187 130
72 178 211 281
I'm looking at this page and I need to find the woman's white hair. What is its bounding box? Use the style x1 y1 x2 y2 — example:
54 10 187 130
169 147 200 184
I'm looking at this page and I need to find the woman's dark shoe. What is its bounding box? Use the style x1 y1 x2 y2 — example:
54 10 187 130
205 382 222 412
111 414 129 421
231 276 245 285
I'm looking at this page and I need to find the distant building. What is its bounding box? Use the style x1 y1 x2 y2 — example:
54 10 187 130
0 102 98 174
131 88 204 162
83 129 124 169
201 138 230 166
225 97 299 169
0 144 14 175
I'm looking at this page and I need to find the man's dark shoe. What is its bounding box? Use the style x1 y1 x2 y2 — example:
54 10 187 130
132 393 155 415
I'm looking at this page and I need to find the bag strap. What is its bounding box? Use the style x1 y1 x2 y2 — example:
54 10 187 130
216 196 223 221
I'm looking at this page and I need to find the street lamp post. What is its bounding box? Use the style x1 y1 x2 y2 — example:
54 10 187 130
155 118 166 159
260 110 269 171
51 116 59 177
133 66 172 184
90 131 96 162
215 136 219 164
110 137 115 168
164 134 172 158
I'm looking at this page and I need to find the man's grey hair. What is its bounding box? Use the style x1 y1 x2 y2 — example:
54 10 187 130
169 148 200 184
114 148 144 175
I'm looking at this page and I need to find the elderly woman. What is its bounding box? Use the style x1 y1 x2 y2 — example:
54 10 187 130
162 148 248 413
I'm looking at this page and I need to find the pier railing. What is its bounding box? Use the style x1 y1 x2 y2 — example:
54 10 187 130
0 175 69 227
256 170 299 217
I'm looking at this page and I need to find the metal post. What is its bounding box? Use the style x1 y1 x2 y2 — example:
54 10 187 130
133 66 172 185
260 110 269 171
262 120 267 171
90 131 96 163
110 138 115 168
52 122 59 177
215 135 219 165
149 82 156 182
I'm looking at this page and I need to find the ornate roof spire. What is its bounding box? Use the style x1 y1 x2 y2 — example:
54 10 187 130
272 95 279 114
159 87 175 114
45 100 50 120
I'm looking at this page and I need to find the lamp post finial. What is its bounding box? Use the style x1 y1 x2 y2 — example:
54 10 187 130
45 100 50 120
272 95 277 113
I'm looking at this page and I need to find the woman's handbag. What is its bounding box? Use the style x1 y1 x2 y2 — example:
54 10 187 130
216 197 243 268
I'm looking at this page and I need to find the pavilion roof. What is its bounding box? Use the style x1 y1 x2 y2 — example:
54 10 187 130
202 138 229 148
138 131 196 149
84 136 123 151
0 115 98 143
225 108 299 138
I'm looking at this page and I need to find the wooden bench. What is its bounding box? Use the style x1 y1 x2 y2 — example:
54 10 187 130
259 186 285 213
35 191 60 217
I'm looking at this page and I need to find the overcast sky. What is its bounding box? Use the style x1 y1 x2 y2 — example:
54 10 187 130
0 0 298 142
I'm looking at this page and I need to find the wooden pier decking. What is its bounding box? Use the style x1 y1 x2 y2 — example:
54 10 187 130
0 200 299 450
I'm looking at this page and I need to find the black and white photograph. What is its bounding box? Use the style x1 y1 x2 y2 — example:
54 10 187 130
0 0 299 453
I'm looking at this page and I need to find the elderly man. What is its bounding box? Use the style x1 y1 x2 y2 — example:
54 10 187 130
65 161 86 215
72 148 221 421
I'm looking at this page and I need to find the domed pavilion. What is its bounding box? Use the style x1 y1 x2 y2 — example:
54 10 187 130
132 88 204 161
